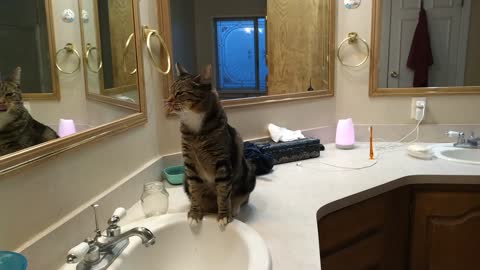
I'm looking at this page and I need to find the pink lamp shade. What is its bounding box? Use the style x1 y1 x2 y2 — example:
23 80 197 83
336 118 355 149
58 119 77 137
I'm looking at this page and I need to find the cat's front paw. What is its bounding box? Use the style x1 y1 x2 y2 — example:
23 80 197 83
188 210 203 226
217 213 232 228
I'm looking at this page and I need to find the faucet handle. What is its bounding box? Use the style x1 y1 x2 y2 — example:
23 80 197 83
447 131 464 138
66 242 89 264
109 207 127 225
91 204 102 239
106 207 126 237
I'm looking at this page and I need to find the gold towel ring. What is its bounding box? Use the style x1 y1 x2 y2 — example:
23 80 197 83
143 26 171 75
123 33 137 75
85 43 103 73
337 32 370 67
55 43 81 74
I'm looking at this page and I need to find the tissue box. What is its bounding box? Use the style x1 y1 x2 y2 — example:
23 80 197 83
254 138 325 165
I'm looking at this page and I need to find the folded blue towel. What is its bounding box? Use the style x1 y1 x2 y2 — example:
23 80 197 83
244 142 274 176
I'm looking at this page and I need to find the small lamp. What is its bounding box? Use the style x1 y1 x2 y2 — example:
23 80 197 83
58 119 76 137
336 118 355 149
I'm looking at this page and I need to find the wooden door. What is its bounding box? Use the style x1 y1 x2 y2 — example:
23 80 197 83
266 0 329 94
410 190 480 270
382 0 469 88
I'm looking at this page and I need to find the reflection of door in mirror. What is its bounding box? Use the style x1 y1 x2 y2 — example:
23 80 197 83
0 0 59 100
80 0 139 106
267 0 330 95
164 0 333 103
376 0 479 89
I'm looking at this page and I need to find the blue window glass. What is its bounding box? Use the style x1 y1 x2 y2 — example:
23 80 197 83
215 17 268 91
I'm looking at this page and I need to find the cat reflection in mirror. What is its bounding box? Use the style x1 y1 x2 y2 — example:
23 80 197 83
0 67 58 156
166 63 256 228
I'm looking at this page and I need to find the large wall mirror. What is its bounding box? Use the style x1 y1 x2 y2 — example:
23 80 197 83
0 0 59 100
370 0 480 96
158 0 335 107
0 0 146 175
79 0 139 110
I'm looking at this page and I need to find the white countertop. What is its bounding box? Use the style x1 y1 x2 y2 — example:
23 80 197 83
124 143 480 270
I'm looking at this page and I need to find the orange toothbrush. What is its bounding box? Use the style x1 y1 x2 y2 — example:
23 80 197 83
369 126 374 160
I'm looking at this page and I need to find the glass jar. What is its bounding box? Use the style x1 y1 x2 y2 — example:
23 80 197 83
141 181 169 217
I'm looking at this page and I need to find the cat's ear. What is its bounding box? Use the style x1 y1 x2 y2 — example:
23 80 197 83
175 63 190 77
8 67 21 85
193 64 212 86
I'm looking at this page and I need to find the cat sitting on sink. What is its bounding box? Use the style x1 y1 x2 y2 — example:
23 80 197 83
166 63 256 228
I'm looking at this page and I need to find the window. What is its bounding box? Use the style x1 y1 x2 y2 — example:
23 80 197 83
215 17 267 93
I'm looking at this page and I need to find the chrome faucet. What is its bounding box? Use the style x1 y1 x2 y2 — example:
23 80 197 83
447 131 480 149
66 205 155 270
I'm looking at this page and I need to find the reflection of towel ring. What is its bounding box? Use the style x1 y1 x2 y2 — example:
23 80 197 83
123 33 137 75
143 26 171 75
337 32 370 67
55 43 81 74
85 43 103 73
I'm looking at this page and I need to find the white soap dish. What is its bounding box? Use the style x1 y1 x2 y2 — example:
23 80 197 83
407 144 433 160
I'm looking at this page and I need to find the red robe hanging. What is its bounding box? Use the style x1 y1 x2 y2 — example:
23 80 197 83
407 3 434 87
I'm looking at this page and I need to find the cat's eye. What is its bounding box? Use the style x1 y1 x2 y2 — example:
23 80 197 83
5 93 13 97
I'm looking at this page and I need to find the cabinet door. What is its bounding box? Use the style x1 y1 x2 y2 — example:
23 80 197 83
318 187 410 270
410 191 480 270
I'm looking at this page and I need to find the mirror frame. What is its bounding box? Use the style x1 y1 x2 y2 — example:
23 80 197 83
0 0 147 176
369 0 480 97
78 0 140 111
156 0 335 109
22 0 61 101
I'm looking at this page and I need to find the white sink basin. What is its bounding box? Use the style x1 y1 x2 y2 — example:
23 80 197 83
434 146 480 165
61 213 271 270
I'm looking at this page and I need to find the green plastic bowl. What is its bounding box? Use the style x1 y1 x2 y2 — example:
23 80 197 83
163 165 185 185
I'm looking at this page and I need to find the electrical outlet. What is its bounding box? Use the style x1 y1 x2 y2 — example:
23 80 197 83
411 97 426 120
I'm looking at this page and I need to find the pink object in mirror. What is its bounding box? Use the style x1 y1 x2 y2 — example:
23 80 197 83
336 118 355 149
58 119 77 137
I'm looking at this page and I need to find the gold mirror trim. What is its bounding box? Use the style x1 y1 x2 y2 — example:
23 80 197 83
0 0 147 176
369 0 480 97
157 0 336 110
23 0 61 101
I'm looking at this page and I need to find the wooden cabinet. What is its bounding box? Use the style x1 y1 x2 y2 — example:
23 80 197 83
410 190 480 270
318 187 411 270
318 184 480 270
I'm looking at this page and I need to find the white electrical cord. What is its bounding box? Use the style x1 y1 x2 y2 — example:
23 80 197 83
296 160 378 171
374 105 426 157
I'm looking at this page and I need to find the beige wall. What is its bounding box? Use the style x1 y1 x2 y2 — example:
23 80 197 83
335 1 480 125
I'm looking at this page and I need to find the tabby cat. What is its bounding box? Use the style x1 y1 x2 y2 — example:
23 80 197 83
166 63 256 227
0 67 58 156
